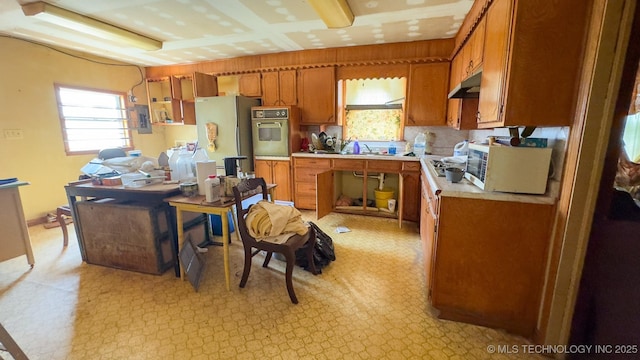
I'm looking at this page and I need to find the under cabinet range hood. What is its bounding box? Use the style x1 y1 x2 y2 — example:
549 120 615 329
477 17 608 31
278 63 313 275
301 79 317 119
448 71 482 99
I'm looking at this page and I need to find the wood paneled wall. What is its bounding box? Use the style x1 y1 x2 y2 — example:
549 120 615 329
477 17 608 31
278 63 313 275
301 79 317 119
145 39 455 78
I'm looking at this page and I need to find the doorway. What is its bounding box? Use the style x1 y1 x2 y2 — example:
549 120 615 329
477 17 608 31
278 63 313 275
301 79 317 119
568 1 640 356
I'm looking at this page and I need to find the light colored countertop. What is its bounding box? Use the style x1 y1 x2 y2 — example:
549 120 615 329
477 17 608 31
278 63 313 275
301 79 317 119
291 151 420 162
420 155 559 205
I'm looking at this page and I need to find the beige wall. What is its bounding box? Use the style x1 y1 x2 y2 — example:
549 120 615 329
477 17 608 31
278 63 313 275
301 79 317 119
0 37 170 220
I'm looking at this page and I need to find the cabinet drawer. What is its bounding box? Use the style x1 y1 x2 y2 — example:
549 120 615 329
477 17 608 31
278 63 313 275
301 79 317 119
402 161 421 172
294 158 331 168
367 160 402 172
333 159 365 170
295 182 316 195
295 170 320 183
295 195 316 210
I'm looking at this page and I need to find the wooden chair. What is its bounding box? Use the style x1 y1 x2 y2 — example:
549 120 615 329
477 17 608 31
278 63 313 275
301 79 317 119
233 178 317 304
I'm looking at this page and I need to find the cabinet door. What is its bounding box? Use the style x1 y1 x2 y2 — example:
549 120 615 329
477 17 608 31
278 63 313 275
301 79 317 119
272 160 292 201
447 99 461 128
278 70 297 106
469 17 486 74
406 63 449 126
254 159 272 181
298 67 336 125
477 0 512 126
316 170 334 220
401 171 420 222
261 72 279 106
239 73 262 97
193 72 218 97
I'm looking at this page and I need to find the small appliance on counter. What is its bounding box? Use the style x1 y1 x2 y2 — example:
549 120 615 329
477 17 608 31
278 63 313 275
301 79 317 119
465 143 553 194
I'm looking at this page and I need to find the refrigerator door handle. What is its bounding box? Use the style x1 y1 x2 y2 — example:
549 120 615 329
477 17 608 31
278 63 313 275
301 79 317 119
236 126 240 153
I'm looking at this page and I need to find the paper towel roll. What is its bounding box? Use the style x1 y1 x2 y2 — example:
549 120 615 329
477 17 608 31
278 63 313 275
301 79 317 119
196 160 217 195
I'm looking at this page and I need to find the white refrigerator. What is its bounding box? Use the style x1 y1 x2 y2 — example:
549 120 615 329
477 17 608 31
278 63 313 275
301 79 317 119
195 96 261 173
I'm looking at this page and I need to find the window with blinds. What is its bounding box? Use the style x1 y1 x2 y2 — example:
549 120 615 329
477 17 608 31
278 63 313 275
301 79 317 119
55 84 133 155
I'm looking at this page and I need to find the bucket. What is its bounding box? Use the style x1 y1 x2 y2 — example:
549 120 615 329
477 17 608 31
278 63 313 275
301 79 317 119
374 188 394 209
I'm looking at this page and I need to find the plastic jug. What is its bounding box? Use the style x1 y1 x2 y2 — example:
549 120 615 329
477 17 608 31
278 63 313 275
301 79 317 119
413 132 427 156
175 148 195 182
353 139 360 154
453 140 469 156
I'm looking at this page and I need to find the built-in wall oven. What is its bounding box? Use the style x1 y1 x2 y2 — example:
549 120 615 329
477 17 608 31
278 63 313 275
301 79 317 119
251 106 300 157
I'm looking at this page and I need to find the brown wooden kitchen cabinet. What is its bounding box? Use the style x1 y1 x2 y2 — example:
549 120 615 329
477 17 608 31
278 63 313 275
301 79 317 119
293 157 332 210
239 73 262 97
400 161 420 222
447 98 479 130
406 62 449 126
174 72 218 125
477 0 589 128
462 16 485 78
421 169 555 338
297 67 336 125
146 77 183 125
419 171 437 298
261 70 296 106
254 159 292 201
293 156 420 225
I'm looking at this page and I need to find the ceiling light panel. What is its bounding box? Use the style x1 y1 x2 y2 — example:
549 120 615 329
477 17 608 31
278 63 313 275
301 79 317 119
21 1 162 51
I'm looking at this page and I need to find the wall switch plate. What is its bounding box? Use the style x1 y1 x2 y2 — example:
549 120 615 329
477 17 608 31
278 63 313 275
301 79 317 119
4 129 23 139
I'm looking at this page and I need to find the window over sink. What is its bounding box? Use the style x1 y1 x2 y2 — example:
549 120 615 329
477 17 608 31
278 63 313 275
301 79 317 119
340 78 405 141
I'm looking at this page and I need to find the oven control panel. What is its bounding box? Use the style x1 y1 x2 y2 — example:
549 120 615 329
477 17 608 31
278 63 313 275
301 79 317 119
252 107 289 119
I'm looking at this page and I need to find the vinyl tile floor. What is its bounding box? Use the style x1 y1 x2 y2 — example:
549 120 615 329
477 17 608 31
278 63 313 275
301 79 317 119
0 212 545 360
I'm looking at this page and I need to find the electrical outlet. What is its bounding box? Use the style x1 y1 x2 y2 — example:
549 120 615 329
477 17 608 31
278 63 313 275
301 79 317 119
4 129 24 139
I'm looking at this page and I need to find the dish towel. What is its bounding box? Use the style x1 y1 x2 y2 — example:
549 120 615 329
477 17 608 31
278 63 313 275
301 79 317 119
245 200 308 244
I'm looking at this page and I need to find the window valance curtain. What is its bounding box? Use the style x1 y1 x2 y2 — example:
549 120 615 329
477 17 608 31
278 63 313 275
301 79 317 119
337 64 408 80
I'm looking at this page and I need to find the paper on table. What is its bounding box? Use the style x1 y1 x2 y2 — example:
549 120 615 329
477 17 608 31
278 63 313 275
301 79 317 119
335 226 351 233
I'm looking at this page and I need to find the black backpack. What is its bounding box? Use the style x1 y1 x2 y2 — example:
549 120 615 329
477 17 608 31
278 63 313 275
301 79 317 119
295 222 335 273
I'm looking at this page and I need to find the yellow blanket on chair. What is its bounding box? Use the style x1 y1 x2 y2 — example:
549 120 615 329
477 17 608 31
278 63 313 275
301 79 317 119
245 200 308 244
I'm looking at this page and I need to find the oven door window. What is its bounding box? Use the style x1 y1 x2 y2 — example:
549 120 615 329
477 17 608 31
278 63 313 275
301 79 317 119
258 124 282 142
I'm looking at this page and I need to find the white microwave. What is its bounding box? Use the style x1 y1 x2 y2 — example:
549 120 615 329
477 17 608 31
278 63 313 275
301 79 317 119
464 143 553 194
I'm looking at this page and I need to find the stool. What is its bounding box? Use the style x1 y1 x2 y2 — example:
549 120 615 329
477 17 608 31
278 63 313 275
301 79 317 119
56 205 72 247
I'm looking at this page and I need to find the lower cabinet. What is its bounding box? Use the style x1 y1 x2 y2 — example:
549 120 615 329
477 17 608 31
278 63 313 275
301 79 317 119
254 159 292 201
421 167 555 338
293 156 421 224
293 157 332 209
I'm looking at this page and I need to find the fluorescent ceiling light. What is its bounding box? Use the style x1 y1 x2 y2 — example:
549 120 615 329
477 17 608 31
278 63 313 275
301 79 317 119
21 1 162 51
308 0 354 29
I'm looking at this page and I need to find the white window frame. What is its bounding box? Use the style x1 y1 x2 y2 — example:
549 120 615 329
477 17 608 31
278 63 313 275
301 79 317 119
55 84 133 155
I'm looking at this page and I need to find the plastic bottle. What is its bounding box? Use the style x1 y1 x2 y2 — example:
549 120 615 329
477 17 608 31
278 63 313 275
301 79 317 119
168 148 180 181
191 147 209 175
388 140 397 155
413 132 427 156
175 148 195 182
204 175 221 203
353 139 360 154
453 140 469 156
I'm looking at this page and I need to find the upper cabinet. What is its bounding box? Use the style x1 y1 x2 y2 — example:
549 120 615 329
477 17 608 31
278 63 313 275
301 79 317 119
146 76 182 125
146 72 217 125
298 67 337 125
262 70 297 106
465 17 485 78
175 72 218 125
239 73 262 97
477 0 590 128
406 62 449 126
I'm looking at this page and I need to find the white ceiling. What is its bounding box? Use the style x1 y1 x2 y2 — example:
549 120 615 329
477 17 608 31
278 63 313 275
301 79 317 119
1 0 474 67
